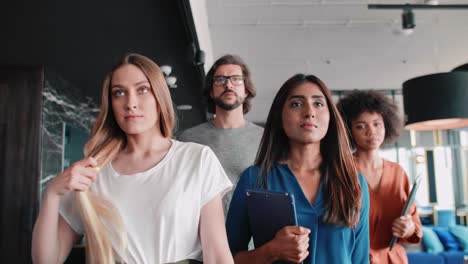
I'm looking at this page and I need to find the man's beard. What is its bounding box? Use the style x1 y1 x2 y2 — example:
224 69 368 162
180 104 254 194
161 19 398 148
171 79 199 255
213 90 245 111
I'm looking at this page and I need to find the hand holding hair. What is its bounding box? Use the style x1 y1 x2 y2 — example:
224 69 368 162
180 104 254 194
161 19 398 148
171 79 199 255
47 157 99 196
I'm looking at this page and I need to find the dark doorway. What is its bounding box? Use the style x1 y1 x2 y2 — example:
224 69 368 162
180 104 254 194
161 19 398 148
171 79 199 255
0 66 43 263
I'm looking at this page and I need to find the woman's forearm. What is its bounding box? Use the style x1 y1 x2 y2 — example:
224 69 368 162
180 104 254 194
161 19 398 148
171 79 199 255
31 191 70 264
200 194 234 264
233 243 277 264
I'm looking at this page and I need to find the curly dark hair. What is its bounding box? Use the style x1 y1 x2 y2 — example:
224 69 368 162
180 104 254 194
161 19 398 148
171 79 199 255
336 90 402 147
203 54 256 114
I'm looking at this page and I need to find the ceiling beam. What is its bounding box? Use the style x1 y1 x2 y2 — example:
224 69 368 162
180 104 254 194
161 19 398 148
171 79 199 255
368 4 468 9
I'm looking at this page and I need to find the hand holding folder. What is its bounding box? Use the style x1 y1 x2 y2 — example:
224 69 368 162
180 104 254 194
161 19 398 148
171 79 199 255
246 190 298 248
389 175 422 251
246 189 308 264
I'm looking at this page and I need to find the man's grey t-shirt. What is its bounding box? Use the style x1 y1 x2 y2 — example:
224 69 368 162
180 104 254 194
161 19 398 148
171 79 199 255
178 121 263 213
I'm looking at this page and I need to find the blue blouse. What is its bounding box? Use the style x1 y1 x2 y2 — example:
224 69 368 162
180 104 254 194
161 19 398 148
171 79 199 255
226 163 370 264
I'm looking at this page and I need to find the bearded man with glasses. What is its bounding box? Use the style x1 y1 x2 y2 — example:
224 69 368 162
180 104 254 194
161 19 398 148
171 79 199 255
178 54 263 216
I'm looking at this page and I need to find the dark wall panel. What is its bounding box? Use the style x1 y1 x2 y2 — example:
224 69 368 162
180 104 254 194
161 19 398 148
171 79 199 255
0 67 43 263
0 0 207 130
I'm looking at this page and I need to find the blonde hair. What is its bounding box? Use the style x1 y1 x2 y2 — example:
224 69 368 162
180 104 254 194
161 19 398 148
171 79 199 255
76 53 175 263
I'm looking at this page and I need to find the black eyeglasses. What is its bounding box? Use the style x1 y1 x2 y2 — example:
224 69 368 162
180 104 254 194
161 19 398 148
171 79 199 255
213 75 245 86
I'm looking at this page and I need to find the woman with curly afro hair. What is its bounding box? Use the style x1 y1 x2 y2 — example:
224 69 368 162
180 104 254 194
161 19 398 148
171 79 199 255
337 90 422 264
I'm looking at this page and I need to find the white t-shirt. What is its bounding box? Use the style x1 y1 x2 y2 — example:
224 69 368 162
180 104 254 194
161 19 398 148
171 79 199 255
59 140 232 264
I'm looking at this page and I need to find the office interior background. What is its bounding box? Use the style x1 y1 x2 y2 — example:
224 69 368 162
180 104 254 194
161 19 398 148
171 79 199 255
1 0 468 262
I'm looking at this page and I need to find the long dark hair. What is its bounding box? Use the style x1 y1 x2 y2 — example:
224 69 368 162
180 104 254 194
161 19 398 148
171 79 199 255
255 74 361 227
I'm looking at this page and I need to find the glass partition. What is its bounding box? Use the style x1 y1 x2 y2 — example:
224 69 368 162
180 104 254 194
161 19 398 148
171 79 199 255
40 70 98 197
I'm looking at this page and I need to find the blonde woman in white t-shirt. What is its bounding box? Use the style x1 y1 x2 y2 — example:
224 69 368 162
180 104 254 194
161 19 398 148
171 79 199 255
31 53 234 264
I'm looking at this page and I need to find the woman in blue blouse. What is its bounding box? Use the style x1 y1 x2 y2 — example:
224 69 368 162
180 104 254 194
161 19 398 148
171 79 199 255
226 74 370 264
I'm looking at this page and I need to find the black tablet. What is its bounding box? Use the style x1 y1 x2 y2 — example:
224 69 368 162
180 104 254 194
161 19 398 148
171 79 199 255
245 189 298 248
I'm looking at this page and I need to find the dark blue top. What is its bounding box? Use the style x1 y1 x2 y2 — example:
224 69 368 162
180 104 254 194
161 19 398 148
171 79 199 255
226 162 370 264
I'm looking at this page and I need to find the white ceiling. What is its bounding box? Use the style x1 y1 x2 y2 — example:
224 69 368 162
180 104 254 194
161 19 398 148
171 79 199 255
193 0 468 123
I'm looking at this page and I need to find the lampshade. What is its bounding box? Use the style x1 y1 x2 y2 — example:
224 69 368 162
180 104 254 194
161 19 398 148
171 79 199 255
453 63 468 72
403 72 468 131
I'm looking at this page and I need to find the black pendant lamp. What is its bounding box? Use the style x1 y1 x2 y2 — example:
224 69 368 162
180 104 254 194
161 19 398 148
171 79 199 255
453 63 468 72
403 69 468 131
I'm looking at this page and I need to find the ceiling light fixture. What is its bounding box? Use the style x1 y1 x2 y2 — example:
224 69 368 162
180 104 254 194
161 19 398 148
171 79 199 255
160 65 177 88
165 76 177 88
160 65 172 76
368 4 468 10
368 3 468 34
402 8 415 30
399 8 415 34
403 72 468 131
